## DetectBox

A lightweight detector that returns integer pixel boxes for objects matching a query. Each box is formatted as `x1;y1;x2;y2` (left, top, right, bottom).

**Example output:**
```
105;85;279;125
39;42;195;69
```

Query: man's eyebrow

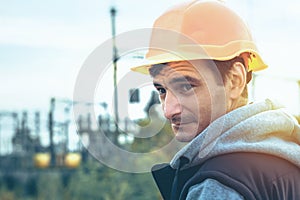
169;76;201;85
153;82;162;87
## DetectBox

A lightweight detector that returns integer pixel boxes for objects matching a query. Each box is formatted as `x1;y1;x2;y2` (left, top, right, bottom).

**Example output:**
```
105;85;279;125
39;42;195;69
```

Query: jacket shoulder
181;152;300;200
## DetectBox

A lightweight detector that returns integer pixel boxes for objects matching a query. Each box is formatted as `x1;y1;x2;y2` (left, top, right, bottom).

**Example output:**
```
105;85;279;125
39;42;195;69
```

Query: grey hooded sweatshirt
168;99;300;199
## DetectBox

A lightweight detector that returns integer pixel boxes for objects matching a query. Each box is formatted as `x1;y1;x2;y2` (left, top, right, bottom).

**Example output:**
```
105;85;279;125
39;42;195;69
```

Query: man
132;0;300;199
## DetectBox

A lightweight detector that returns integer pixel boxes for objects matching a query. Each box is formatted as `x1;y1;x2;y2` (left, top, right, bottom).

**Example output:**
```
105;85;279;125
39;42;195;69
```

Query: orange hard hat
131;0;267;74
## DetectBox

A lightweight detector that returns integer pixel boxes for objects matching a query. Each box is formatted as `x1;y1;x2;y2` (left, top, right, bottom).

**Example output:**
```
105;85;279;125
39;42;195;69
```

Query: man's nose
163;91;181;120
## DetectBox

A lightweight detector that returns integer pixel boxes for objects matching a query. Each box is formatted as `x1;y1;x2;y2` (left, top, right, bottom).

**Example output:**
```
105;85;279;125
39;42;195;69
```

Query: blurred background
0;0;299;199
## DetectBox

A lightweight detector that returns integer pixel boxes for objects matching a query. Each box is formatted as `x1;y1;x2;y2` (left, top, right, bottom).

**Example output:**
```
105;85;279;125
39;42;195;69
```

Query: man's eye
180;84;193;92
156;87;166;95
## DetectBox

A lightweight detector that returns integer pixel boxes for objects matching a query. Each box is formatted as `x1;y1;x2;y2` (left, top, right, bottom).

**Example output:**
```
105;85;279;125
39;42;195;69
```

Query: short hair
214;57;252;99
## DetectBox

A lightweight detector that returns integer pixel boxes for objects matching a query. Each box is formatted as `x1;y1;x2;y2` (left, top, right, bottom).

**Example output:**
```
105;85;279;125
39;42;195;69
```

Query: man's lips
171;123;180;128
170;116;196;128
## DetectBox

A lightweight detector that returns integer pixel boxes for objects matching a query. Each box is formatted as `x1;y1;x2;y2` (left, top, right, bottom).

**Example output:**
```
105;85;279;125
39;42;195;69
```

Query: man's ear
228;62;247;99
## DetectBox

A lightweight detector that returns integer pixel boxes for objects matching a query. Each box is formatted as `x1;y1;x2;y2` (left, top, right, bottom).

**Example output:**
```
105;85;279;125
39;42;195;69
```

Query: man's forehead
151;59;222;86
154;60;215;76
153;61;200;84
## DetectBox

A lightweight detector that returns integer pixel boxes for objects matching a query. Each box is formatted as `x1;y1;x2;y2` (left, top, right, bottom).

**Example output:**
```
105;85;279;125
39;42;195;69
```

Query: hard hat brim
131;40;267;75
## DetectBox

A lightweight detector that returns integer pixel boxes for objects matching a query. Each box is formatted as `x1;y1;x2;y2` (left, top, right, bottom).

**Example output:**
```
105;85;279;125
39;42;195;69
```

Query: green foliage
131;117;173;153
0;186;15;200
67;159;160;200
36;171;64;200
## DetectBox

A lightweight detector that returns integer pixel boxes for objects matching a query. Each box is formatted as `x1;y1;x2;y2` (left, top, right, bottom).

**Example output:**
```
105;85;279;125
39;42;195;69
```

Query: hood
170;99;300;169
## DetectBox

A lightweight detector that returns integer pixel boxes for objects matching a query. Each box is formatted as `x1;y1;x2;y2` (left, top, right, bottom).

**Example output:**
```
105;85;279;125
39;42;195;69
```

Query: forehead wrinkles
161;61;200;77
152;60;221;86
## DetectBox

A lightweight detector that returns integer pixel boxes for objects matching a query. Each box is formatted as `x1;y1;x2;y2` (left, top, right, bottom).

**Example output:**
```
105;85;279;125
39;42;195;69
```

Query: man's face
152;60;229;142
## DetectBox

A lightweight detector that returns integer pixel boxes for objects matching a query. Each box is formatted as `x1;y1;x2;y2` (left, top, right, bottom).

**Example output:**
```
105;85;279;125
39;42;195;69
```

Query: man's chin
174;130;196;142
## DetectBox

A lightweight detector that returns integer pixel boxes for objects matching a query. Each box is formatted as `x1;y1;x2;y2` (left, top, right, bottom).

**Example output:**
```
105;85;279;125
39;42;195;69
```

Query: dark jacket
152;152;300;200
153;100;300;199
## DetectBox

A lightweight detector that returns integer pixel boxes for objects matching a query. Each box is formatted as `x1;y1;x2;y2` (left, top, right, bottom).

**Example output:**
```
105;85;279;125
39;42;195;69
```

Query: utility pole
110;7;119;134
34;111;40;139
49;98;55;166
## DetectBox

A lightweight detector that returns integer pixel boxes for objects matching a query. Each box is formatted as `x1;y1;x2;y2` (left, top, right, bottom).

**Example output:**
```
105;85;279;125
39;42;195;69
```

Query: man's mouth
171;123;180;129
170;116;195;129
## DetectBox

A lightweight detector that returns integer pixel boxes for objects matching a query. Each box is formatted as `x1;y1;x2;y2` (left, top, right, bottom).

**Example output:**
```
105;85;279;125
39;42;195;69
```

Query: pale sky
0;0;300;153
0;0;299;112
